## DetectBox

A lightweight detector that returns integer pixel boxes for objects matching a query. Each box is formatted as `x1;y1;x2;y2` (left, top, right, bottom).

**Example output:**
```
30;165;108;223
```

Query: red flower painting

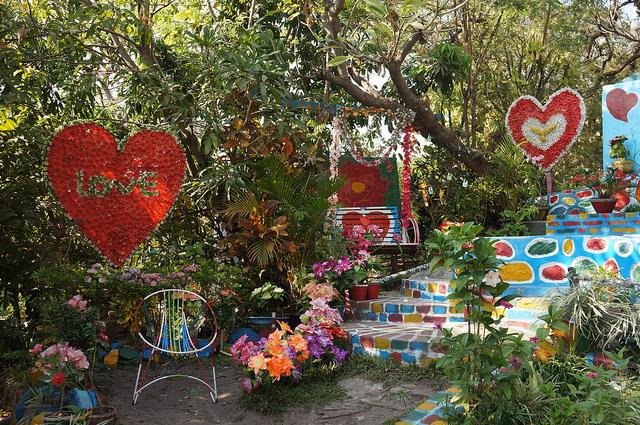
336;160;388;207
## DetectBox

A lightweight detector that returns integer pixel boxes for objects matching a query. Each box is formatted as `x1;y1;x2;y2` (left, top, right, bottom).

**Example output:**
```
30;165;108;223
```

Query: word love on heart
47;123;186;266
505;88;586;170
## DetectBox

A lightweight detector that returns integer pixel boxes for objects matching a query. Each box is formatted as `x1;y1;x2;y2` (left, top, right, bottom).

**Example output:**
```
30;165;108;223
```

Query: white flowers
483;270;502;287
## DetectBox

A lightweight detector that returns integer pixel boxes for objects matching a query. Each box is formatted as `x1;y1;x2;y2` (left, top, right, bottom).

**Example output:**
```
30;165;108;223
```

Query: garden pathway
94;362;436;424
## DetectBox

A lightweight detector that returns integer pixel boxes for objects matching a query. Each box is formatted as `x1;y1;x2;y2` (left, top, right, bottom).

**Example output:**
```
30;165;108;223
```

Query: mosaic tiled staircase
344;270;547;366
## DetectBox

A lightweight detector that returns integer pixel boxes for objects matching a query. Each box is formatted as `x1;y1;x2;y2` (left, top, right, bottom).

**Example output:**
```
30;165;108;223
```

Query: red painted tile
388;314;403;323
416;305;431;314
391;352;402;363
413;290;421;298
361;336;374;348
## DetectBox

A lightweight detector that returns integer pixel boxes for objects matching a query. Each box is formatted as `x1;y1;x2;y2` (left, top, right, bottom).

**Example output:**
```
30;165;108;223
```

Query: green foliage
548;273;640;352
35;299;102;351
413;43;470;96
249;282;287;313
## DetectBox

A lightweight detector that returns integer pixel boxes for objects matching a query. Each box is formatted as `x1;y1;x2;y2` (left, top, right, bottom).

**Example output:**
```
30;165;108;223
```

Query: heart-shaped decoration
506;88;586;170
47;123;186;266
606;88;638;122
341;211;391;240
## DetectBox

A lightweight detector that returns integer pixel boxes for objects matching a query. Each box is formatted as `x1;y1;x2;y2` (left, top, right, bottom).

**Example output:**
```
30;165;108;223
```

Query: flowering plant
312;251;379;294
609;135;629;159
570;168;636;198
30;342;90;407
231;283;347;393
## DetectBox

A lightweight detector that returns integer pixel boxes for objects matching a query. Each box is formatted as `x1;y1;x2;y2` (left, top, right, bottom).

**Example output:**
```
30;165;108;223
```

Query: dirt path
95;361;435;424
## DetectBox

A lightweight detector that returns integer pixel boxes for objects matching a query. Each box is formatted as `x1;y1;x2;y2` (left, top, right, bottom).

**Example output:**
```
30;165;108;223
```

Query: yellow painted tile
404;289;413;297
579;213;587;219
420;356;435;367
428;282;438;293
432;420;447;425
395;421;412;425
404;314;422;323
612;227;636;233
446;387;461;393
371;303;383;313
417;401;437;410
375;337;390;349
588;228;599;233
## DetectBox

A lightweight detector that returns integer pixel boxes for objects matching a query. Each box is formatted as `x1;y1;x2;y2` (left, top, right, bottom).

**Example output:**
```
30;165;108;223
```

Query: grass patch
340;354;447;388
239;364;346;415
240;354;448;416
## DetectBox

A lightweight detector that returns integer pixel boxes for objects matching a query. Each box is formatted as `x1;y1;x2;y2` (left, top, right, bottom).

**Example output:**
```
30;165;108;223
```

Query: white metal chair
132;289;218;405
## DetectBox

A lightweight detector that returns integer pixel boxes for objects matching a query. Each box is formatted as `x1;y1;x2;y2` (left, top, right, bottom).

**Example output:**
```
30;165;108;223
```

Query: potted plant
246;282;288;327
571;168;636;213
609;135;633;173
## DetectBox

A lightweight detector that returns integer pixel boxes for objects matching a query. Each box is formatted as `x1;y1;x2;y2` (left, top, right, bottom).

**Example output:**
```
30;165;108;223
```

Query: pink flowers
30;343;44;355
38;343;90;370
66;294;88;311
499;300;514;309
586;371;599;379
334;257;352;275
303;283;339;303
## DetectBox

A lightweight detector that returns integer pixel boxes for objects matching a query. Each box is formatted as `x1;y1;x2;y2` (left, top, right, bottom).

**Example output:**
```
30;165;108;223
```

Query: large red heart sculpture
606;88;638;122
341;211;392;240
47;123;186;266
506;88;585;170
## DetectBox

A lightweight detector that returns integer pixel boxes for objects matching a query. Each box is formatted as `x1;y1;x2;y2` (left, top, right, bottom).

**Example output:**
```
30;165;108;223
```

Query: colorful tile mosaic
492;235;640;297
395;387;463;425
546;212;640;236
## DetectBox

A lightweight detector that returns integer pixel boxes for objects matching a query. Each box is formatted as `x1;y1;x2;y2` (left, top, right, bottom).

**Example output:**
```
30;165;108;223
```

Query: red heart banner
47;123;186;266
505;88;586;170
606;88;638;122
341;211;391;240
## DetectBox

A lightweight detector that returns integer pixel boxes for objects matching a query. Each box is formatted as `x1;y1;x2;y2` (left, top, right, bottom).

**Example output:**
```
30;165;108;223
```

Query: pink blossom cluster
66;294;88;311
342;224;383;252
303;283;339;303
31;342;90;370
84;263;109;284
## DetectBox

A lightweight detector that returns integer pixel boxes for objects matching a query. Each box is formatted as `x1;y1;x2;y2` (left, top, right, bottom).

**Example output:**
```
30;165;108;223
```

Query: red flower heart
47;123;186;266
506;88;585;170
606;88;638;122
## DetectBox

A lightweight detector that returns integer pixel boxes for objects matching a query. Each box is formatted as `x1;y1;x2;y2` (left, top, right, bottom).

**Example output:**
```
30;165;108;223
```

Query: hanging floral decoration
335;107;415;167
401;124;416;227
505;88;586;171
47;123;186;267
330;106;416;224
328;116;342;208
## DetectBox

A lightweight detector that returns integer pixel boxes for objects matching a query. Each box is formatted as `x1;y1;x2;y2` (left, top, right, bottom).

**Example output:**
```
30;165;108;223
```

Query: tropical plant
224;155;343;274
547;273;640;352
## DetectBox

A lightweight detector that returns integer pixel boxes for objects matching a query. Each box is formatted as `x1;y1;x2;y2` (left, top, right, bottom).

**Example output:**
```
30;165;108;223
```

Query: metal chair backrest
138;289;217;356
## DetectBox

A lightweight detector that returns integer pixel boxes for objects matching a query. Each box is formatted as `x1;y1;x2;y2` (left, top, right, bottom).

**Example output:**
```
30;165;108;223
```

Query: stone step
344;321;457;366
400;277;450;301
351;293;463;325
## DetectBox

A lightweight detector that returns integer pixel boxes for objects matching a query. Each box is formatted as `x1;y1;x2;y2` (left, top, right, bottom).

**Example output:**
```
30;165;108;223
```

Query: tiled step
400;277;450;301
351;293;463;325
344;321;460;366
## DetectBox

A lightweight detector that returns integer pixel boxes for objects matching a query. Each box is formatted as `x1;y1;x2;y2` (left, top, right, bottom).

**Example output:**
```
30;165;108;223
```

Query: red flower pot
366;283;381;300
590;198;616;213
348;285;368;301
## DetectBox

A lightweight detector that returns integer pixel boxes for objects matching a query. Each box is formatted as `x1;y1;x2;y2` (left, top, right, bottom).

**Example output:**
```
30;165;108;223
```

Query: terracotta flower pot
590;198;616;213
348;285;368;301
366;283;381;300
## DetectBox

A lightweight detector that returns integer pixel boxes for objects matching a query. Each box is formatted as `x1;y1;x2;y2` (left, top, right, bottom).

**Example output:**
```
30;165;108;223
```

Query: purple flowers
334;257;352;276
500;300;514;309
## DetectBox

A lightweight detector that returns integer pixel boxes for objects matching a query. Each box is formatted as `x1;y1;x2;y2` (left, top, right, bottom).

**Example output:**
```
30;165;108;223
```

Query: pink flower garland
401;125;415;227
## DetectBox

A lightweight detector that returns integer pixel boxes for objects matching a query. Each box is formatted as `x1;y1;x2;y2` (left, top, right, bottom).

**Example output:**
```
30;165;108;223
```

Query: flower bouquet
230;284;347;393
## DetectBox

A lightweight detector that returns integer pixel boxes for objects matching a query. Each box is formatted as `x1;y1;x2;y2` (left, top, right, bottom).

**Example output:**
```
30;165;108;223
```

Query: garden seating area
5;1;640;425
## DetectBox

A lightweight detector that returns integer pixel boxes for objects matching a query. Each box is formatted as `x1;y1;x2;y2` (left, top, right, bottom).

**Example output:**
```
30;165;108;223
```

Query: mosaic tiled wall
547;212;640;235
493;235;640;297
546;187;637;215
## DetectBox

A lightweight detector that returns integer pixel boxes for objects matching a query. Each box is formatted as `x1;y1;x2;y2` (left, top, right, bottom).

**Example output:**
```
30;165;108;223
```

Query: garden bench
335;206;420;253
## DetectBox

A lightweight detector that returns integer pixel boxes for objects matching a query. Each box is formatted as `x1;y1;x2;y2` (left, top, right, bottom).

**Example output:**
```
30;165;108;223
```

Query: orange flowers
288;334;308;352
534;341;557;363
248;353;268;375
267;355;295;380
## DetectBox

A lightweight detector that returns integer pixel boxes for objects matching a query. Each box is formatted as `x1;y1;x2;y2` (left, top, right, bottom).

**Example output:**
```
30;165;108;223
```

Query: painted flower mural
336;159;389;207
